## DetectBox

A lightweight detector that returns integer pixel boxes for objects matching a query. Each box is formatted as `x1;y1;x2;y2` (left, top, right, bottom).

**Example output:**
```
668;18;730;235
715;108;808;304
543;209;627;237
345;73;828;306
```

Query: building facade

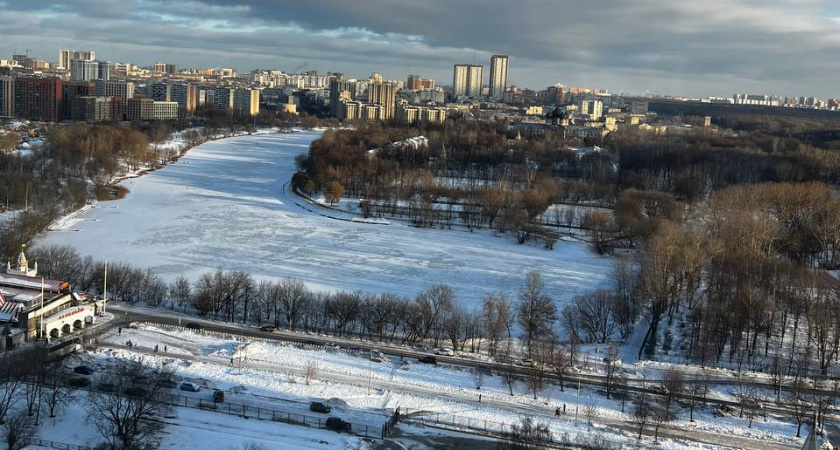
70;59;99;82
0;76;13;117
453;64;483;98
233;88;260;116
14;77;62;122
489;55;509;100
367;82;396;120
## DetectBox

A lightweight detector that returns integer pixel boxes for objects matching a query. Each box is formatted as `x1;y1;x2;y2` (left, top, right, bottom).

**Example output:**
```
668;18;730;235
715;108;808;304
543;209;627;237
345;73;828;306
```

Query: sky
2;0;840;98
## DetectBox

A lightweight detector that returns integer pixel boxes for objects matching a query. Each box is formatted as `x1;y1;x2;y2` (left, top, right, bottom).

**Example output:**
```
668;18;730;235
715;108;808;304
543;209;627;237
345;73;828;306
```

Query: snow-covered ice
35;130;612;310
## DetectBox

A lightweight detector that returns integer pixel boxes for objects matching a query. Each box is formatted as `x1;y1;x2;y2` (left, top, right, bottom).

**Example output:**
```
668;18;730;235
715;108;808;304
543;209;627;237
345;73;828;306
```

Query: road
94;305;804;449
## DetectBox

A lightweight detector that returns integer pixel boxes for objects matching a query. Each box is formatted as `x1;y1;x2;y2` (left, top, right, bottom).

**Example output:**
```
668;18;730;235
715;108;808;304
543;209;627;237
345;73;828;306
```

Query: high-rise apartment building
329;79;359;117
171;84;196;115
0;76;14;117
94;80;134;99
59;49;95;69
453;64;483;98
489;55;509;100
70;60;99;82
62;81;95;121
153;62;166;73
367;82;396;120
97;61;111;82
148;82;171;102
14;77;63;122
213;88;234;111
233;88;260;116
407;75;435;91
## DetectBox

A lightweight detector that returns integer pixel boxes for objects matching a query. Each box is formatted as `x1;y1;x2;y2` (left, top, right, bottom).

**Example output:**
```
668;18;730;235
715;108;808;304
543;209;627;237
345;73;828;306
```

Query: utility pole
574;380;580;426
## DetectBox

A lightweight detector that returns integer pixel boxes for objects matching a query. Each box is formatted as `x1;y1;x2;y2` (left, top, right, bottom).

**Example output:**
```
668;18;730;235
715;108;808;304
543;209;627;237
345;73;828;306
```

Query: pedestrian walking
118;327;122;335
563;404;566;415
164;345;167;353
555;407;560;417
479;394;482;403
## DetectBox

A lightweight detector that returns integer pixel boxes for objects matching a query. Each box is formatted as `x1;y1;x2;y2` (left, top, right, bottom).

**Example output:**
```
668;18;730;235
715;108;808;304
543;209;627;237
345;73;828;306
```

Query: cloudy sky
2;0;840;97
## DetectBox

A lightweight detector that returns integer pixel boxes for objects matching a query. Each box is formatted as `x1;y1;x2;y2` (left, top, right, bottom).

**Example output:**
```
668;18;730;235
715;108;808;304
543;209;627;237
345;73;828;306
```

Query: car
180;382;201;392
259;325;277;333
97;382;116;393
399;361;412;370
156;379;178;389
347;346;361;353
213;390;225;403
302;340;321;347
324;417;351;432
185;322;203;331
476;365;494;376
124;386;147;397
74;365;95;375
68;377;90;388
324;343;340;351
418;356;437;364
370;350;385;362
309;401;332;413
434;348;454;356
518;359;535;367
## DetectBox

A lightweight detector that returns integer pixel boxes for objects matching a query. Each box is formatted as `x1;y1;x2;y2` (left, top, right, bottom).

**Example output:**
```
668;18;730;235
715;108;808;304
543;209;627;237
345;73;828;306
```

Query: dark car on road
185;322;203;331
310;401;332;413
74;365;95;375
68;377;90;388
213;390;225;403
259;325;277;333
418;356;437;364
325;417;351;432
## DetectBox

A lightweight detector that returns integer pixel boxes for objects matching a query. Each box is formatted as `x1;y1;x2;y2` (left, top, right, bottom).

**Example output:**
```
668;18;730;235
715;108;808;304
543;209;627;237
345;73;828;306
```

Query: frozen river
36;130;612;310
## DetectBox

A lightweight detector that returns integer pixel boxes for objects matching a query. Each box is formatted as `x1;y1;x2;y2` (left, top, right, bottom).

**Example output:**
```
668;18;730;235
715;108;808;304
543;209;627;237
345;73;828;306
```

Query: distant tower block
7;244;37;277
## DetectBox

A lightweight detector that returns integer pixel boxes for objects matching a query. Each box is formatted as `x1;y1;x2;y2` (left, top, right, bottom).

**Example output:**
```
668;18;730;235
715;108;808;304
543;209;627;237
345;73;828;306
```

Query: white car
435;348;454;356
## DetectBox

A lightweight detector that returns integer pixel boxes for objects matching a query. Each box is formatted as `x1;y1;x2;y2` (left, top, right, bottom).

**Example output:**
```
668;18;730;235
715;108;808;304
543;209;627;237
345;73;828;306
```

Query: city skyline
3;1;840;98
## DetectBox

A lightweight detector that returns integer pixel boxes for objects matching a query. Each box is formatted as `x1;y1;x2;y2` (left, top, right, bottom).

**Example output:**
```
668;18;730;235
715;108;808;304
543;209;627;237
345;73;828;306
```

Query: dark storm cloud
2;0;840;96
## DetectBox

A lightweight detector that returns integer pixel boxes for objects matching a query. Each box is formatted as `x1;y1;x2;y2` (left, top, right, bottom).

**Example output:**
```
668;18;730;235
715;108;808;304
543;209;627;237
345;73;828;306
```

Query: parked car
434;348;454;356
124;386;147;397
68;377;90;388
418;356;437;364
259;325;277;333
97;382;116;393
156;379;178;389
370;350;385;362
476;365;494;376
309;401;332;413
180;382;201;392
518;359;535;367
213;390;225;403
324;343;340;351
185;323;203;331
74;365;95;375
324;417;351;432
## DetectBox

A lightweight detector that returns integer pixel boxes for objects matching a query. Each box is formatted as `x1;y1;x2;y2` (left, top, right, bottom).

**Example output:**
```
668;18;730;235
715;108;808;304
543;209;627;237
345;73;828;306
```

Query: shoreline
45;127;301;233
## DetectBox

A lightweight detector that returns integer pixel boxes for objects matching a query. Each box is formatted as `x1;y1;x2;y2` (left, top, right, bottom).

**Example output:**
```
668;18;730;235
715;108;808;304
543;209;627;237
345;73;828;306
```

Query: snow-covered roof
0;274;63;292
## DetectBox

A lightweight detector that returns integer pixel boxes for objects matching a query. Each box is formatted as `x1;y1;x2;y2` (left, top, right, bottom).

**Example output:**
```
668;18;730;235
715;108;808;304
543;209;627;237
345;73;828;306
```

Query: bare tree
517;271;557;356
472;369;485;391
87;358;171;450
303;361;318;386
659;367;685;419
603;345;621;400
41;361;71;419
278;277;310;331
582;403;598;431
2;412;35;450
506;417;552;450
632;394;651;440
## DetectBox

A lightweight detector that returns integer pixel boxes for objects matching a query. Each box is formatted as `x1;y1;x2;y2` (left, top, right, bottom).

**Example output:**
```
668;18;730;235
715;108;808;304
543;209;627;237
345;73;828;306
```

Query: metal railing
23;437;93;450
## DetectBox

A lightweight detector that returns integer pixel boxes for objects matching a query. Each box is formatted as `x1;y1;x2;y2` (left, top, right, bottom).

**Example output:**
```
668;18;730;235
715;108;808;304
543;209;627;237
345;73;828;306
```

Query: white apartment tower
453;64;483;98
489;55;509;100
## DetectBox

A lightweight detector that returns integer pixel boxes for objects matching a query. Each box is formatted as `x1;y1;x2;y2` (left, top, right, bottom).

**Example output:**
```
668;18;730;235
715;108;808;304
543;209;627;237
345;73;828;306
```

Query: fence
23;437;93;450
401;409;637;450
153;391;382;439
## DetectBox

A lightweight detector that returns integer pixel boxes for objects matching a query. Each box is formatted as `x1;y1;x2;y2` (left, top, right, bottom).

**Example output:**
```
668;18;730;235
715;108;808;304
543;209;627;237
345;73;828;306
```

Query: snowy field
35;131;612;310
81;324;805;450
